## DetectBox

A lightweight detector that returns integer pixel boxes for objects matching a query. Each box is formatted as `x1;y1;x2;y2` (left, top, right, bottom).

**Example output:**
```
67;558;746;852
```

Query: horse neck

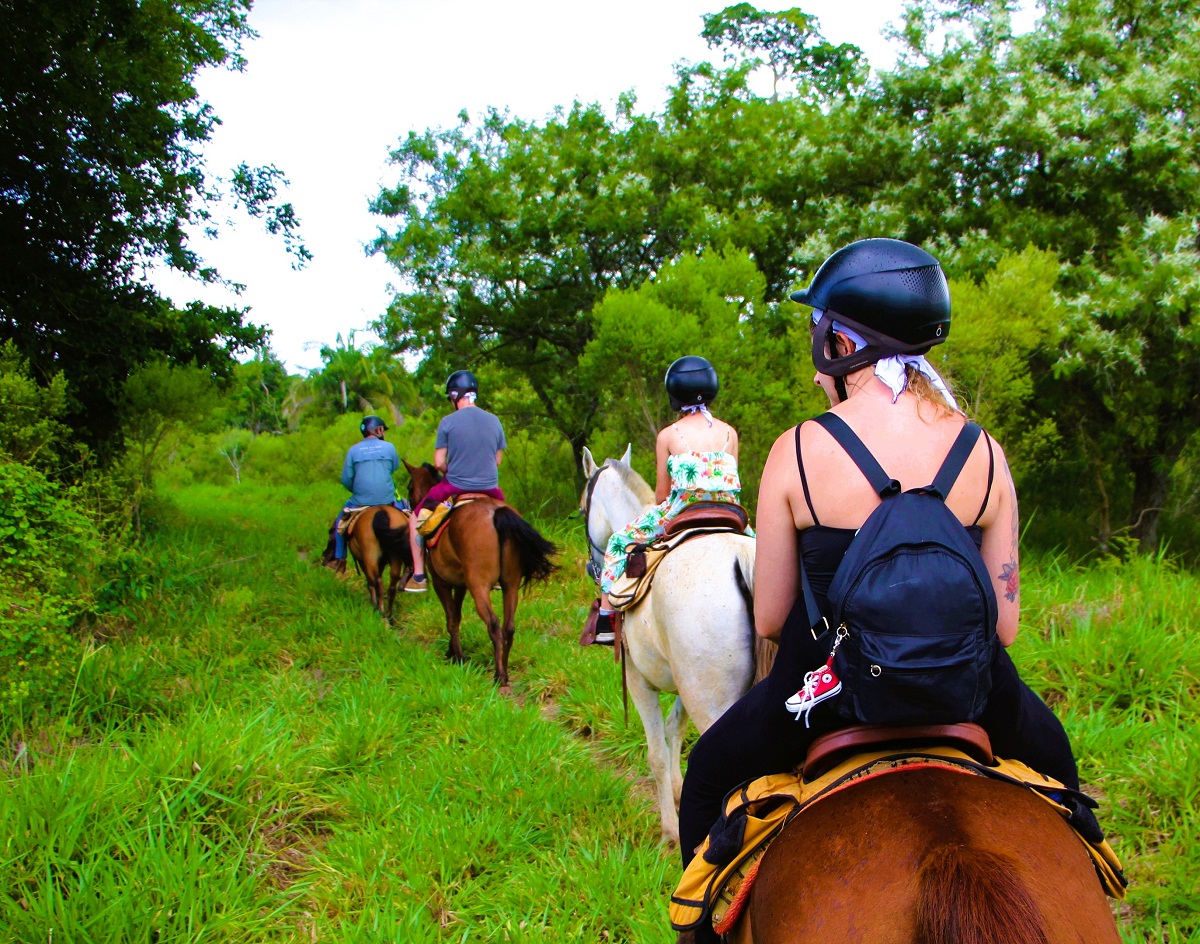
593;469;653;543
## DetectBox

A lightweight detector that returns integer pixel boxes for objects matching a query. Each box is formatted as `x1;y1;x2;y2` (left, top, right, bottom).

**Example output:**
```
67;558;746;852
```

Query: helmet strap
834;375;849;404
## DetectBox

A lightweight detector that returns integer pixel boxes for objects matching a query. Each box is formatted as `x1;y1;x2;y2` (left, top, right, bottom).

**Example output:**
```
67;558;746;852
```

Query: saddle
415;492;493;544
664;501;749;537
336;506;374;536
607;502;750;612
670;724;1127;939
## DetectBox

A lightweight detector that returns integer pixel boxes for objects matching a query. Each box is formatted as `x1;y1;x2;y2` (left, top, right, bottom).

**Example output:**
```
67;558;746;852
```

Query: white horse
581;444;758;844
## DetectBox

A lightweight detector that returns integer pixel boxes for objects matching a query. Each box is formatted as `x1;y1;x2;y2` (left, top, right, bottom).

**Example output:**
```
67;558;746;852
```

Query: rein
578;463;610;585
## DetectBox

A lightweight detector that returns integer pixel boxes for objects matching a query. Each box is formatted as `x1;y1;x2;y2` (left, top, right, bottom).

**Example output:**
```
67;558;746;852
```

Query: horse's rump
371;507;411;562
742;768;1119;944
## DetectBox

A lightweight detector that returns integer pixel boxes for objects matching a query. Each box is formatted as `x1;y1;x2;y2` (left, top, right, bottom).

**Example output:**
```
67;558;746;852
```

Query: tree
312;332;414;422
848;0;1200;546
121;359;220;488
226;347;290;434
0;0;308;453
371;101;706;477
700;4;865;102
216;428;253;483
0;340;72;471
579;246;819;505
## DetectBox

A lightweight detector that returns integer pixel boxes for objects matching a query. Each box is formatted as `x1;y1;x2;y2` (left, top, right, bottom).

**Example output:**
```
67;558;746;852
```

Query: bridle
578;463;610;585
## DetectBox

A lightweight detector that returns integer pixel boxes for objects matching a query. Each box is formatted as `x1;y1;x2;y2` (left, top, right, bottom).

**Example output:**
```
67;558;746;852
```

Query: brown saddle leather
802;722;994;780
664;501;748;537
452;492;497;504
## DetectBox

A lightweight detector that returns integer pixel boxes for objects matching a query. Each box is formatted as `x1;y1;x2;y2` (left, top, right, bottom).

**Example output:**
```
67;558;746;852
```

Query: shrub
0;461;103;711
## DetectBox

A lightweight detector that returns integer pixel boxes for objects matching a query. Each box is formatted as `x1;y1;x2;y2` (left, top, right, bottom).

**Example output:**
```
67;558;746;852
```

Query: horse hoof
498;684;513;697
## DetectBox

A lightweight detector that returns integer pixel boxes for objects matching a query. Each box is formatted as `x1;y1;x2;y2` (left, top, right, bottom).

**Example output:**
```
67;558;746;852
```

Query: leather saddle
663;501;749;537
802;722;994;780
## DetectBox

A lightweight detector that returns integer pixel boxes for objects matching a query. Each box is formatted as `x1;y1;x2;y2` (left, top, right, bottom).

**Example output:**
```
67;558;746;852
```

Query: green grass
1;481;1197;941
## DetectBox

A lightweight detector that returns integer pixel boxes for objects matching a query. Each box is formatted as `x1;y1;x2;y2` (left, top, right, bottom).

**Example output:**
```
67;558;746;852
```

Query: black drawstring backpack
803;413;1000;726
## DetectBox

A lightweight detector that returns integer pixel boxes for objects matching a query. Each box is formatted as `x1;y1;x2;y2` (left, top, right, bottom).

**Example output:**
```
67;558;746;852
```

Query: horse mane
422;461;443;483
609;460;655;505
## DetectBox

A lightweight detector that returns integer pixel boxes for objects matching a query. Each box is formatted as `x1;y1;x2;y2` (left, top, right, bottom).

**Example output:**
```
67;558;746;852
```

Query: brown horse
345;504;413;622
405;461;557;693
733;766;1120;944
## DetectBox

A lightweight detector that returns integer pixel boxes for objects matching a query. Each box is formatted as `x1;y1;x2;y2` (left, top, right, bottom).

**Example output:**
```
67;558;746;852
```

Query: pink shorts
420;479;504;511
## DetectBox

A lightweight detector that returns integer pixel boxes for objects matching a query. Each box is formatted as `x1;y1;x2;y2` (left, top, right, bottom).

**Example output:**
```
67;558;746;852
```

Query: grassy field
2;481;1197;942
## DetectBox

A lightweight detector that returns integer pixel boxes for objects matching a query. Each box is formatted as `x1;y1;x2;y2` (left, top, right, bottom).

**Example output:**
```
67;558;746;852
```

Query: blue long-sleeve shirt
340;438;400;507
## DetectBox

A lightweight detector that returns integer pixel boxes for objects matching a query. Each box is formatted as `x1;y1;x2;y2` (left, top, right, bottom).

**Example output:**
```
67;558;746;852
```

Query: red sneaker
784;658;842;727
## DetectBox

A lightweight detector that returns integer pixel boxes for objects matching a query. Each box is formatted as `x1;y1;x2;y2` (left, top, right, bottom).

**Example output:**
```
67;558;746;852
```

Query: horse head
404;459;443;507
580;444;654;577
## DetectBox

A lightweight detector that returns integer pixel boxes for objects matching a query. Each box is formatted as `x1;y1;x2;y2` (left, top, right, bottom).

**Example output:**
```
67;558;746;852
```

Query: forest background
2;0;1199;940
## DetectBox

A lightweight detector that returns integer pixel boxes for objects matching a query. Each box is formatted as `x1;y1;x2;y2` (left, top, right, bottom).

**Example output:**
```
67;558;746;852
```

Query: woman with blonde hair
677;240;1097;920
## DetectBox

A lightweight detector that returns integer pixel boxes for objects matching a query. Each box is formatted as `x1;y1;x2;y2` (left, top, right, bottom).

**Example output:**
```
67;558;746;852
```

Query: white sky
147;0;1013;373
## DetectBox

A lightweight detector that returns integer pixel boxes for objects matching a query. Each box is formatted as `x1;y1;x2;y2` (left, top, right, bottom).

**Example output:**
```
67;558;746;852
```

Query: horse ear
619;443;631;466
582;446;598;479
403;459;416;475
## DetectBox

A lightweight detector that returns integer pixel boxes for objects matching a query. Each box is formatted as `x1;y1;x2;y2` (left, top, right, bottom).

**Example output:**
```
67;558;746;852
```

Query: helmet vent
900;265;942;293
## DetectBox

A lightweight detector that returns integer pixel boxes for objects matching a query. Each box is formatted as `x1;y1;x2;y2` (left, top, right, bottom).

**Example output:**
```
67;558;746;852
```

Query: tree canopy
371;0;1200;548
0;0;308;453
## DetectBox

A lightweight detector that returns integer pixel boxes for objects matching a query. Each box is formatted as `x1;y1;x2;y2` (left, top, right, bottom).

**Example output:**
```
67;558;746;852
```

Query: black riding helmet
791;238;951;379
665;355;719;411
360;415;387;436
445;369;479;402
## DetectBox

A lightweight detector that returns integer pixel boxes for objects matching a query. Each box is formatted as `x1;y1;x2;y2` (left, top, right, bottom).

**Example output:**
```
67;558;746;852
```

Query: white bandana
680;403;714;425
814;309;959;410
458;391;477;405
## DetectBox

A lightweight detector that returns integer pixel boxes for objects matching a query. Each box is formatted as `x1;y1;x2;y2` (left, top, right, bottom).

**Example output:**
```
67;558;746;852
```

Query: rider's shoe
593;613;616;646
404;574;428;593
784;659;841;727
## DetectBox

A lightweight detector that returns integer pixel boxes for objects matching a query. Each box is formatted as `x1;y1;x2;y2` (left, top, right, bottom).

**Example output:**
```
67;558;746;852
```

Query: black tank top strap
794;423;820;526
930;421;983;501
973;429;995;526
811;413;901;498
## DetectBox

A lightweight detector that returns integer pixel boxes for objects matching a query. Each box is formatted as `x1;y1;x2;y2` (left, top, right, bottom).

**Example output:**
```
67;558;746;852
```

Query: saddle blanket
669;746;1127;936
336;506;373;536
606;522;750;613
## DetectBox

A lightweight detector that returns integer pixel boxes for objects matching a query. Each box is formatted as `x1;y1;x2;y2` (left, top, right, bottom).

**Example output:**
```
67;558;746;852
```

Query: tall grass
1;481;1196;941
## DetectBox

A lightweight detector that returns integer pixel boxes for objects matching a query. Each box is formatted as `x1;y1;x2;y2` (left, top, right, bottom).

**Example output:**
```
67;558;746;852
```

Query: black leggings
678;605;1079;867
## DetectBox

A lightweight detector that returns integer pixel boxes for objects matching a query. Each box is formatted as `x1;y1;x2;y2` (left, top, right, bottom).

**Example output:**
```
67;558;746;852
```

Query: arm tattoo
998;561;1019;603
1001;464;1019;602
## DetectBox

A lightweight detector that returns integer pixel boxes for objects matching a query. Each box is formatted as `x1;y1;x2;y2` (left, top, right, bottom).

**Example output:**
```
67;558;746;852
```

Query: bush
0;461;103;711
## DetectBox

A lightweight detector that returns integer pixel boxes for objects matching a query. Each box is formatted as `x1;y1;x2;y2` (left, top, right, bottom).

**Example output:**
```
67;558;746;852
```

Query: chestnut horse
345;504;413;622
405;461;557;693
734;766;1120;944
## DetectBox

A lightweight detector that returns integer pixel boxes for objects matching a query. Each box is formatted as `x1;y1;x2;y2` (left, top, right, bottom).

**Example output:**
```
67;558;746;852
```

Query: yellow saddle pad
670;746;1127;936
415;494;492;540
415;501;452;539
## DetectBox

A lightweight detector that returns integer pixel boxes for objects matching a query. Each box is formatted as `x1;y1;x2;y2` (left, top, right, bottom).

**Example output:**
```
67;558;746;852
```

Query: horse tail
916;845;1049;944
372;509;411;565
492;506;557;587
733;541;775;682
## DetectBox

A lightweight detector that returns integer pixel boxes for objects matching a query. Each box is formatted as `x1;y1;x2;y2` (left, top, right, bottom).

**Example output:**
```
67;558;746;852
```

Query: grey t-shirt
435;406;506;490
